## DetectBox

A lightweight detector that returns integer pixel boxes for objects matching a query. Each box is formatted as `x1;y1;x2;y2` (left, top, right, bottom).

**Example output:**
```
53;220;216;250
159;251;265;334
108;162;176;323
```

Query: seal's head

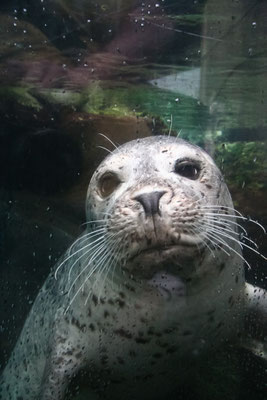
86;136;243;291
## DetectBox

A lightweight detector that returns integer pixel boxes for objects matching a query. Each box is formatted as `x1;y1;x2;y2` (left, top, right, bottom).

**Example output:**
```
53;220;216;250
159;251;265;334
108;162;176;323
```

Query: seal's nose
134;191;166;217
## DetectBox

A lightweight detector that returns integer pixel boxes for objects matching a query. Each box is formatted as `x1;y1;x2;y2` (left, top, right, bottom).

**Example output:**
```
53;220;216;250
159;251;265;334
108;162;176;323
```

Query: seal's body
0;136;265;400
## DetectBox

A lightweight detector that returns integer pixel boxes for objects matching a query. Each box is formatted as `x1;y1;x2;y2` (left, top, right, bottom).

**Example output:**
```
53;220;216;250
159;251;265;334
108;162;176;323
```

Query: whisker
168;114;173;137
203;232;231;257
176;129;182;138
206;231;251;269
211;227;267;260
97;145;113;154
93;239;123;301
67;234;114;282
97;132;119;149
66;244;112;311
239;234;259;249
203;212;266;233
190;225;216;258
69;228;106;253
200;205;245;217
204;215;248;235
83;248;114;306
83;239;122;305
55;232;107;279
67;232;121;294
204;226;243;249
111;240;128;288
81;220;109;226
198;220;239;237
68;238;110;283
204;218;260;249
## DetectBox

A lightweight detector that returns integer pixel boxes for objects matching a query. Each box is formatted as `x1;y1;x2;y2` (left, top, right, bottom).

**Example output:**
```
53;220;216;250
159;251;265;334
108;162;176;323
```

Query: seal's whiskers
68;228;106;255
97;132;119;150
190;225;216;258
66;230;124;308
206;224;266;260
202;211;266;233
205;230;252;269
92;239;124;302
67;235;109;282
67;232;120;296
54;227;107;279
204;215;248;235
67;237;121;311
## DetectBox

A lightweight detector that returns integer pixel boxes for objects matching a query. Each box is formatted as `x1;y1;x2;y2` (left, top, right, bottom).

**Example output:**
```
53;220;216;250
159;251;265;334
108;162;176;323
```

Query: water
0;0;266;399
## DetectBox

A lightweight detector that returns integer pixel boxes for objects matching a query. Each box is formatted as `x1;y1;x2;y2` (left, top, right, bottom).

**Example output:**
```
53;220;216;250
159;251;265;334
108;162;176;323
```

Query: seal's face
86;136;234;284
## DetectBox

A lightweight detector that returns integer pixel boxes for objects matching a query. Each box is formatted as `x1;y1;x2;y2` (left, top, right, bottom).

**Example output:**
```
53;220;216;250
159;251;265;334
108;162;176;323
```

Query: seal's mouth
131;245;176;258
124;241;200;282
129;241;200;264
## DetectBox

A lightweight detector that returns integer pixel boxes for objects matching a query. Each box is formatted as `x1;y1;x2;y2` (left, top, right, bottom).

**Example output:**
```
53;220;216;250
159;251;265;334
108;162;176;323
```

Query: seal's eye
98;172;121;197
174;160;200;180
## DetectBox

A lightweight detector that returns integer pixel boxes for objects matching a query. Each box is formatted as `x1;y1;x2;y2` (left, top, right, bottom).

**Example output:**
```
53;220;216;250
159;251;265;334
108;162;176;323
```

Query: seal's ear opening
0;129;82;195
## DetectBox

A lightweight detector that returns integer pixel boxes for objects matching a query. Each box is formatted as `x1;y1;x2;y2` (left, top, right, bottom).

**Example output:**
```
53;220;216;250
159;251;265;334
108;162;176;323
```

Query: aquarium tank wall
0;1;266;399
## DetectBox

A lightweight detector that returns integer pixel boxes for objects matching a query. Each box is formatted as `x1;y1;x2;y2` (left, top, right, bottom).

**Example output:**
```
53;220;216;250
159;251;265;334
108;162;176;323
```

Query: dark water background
0;0;266;398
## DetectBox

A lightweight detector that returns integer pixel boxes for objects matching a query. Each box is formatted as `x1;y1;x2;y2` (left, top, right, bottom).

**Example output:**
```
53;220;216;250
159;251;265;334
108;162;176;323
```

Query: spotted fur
0;136;266;400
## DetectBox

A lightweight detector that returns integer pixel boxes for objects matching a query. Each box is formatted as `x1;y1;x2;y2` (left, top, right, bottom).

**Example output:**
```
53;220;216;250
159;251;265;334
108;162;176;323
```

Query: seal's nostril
134;191;166;217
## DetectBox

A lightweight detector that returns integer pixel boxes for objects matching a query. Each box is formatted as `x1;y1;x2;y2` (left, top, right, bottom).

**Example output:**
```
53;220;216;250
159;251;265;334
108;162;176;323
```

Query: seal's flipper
243;283;267;361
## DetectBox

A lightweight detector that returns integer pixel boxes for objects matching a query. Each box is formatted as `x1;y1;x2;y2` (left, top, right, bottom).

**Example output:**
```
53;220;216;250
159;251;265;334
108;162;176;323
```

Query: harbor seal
0;135;266;400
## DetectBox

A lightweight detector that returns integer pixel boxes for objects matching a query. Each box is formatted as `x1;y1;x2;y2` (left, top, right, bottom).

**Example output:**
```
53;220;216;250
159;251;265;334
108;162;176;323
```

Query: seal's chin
125;242;199;281
129;242;200;265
